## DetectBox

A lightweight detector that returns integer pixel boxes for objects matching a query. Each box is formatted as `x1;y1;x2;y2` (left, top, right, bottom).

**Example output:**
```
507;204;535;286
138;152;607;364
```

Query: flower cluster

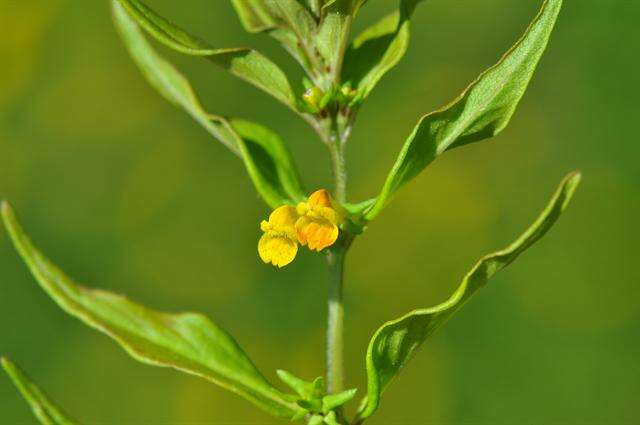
258;189;343;268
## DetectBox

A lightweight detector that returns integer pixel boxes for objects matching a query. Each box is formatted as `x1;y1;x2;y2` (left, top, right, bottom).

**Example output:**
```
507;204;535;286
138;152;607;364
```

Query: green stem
329;141;347;203
326;114;349;399
326;247;346;395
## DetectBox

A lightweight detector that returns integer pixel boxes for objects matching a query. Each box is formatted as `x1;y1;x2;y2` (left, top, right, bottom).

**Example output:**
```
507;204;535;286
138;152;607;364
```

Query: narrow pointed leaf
356;172;581;420
113;0;304;208
317;0;354;84
366;0;563;220
1;204;304;420
1;357;78;425
343;0;423;101
112;0;238;153
116;0;299;112
276;369;314;398
322;388;357;413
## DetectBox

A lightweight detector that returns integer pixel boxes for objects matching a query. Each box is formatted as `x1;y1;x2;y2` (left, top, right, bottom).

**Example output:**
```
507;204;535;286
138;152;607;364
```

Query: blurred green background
1;0;638;423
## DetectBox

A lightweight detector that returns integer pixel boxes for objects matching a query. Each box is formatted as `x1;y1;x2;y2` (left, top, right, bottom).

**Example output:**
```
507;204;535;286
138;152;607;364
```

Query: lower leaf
1;203;304;420
356;172;581;420
1;357;78;425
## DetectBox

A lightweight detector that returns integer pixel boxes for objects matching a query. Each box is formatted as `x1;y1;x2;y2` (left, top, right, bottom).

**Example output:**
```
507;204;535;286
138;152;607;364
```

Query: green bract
2;0;580;423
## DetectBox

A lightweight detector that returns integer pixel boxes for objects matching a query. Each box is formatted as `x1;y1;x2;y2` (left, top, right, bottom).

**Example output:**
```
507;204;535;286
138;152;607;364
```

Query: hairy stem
326;246;346;395
329;140;348;203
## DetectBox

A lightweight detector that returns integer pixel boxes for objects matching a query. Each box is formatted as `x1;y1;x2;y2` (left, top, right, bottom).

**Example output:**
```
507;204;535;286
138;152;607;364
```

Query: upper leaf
356;172;581;420
317;0;354;85
343;0;423;102
231;0;281;33
1;357;78;425
113;0;305;209
365;0;563;220
116;0;299;112
1;203;305;420
112;0;239;153
230;118;307;207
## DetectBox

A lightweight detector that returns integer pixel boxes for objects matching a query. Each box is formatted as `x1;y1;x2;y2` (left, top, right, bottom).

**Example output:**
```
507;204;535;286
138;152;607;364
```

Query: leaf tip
0;356;12;372
1;200;14;225
561;170;582;208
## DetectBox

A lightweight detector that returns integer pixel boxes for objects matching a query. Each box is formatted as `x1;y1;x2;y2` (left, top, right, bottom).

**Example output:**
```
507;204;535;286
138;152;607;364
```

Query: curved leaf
356;172;581;420
1;357;78;425
343;0;423;101
366;0;563;220
231;1;318;76
112;0;238;153
230;118;307;207
1;203;304;420
116;0;299;112
231;0;281;33
113;0;304;208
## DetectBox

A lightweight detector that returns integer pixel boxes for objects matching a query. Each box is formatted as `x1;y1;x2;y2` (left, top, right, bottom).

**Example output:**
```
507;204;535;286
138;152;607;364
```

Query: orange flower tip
308;189;333;208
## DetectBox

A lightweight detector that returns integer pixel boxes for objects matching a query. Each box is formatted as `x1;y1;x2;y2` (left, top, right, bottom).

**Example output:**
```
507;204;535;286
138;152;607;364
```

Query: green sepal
1;357;78;425
356;172;581;420
308;415;325;425
277;369;316;398
277;369;325;402
322;411;341;425
322;388;357;413
366;0;563;220
297;398;323;412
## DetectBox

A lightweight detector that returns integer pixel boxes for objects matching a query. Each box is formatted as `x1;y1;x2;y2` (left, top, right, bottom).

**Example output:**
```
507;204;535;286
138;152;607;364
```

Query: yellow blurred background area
1;0;638;423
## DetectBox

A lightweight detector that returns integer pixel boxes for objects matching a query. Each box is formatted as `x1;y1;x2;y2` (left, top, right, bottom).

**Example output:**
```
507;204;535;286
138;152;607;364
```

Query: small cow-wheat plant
1;1;580;423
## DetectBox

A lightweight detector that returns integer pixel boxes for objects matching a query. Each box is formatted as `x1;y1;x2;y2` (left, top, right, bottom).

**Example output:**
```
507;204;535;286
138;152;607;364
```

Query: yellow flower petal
295;215;339;252
258;234;298;268
268;205;299;228
307;189;333;209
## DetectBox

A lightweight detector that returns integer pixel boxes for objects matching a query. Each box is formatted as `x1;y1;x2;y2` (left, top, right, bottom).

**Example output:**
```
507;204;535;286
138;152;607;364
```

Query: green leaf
343;0;423;102
322;388;357;413
276;369;320;399
112;0;238;153
356;172;581;420
308;415;325;425
116;0;299;112
231;1;317;75
231;0;280;33
271;0;318;45
113;0;305;209
1;357;78;425
317;0;354;84
365;0;563;220
1;203;305;420
230;119;307;208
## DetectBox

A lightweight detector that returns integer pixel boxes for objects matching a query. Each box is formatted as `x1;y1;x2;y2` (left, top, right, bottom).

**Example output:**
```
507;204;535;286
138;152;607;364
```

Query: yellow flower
258;205;299;268
295;189;343;252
